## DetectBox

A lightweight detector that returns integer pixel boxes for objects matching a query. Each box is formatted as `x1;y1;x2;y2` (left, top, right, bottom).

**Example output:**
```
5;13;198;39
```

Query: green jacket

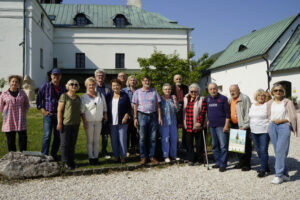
229;93;251;129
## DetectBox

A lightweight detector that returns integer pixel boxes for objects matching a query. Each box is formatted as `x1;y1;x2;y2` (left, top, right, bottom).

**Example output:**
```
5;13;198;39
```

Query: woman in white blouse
249;89;270;178
267;84;299;184
81;77;108;165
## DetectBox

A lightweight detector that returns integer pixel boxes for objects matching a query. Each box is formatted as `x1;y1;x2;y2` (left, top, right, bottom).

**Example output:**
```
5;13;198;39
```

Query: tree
136;50;214;94
0;78;7;92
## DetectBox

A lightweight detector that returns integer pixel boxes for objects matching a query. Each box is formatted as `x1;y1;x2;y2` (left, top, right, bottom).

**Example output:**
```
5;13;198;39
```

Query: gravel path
1;134;300;200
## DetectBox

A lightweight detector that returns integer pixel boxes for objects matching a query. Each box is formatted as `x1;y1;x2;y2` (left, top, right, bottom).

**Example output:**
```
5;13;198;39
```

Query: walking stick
202;129;210;170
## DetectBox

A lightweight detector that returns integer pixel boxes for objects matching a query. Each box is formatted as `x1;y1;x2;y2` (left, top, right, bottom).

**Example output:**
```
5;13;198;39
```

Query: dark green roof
209;14;299;70
270;25;300;72
42;4;192;30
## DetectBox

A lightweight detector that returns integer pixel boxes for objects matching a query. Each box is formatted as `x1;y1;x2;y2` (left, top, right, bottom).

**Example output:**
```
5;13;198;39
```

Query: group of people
0;69;298;185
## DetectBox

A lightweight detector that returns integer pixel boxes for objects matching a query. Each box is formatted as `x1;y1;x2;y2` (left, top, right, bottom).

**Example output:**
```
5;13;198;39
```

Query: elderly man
171;74;189;150
36;68;66;161
206;83;230;172
117;72;126;88
132;75;163;165
229;84;252;171
94;69;112;159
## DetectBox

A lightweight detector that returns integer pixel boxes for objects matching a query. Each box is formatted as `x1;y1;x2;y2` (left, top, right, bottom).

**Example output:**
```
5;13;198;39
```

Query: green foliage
0;78;7;92
136;50;214;94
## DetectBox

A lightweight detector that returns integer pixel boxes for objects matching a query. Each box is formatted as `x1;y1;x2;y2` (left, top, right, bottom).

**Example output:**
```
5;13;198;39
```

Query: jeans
110;124;128;158
251;133;269;171
159;124;178;158
268;122;291;177
60;125;79;166
86;121;102;159
138;112;158;159
210;127;228;168
127;120;138;150
42;114;60;157
231;123;252;167
5;131;27;152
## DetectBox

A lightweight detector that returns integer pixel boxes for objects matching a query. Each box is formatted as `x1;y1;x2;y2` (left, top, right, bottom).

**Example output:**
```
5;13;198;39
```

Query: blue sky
63;0;300;59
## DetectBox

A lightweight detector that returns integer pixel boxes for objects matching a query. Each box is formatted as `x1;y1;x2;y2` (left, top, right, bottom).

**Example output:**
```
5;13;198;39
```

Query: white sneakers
165;158;171;163
271;175;290;184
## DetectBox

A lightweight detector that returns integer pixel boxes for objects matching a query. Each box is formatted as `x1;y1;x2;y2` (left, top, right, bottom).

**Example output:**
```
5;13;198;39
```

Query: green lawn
0;107;212;169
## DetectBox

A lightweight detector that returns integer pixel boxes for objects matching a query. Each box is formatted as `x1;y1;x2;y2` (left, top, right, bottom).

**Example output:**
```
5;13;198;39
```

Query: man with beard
171;74;189;150
117;72;127;89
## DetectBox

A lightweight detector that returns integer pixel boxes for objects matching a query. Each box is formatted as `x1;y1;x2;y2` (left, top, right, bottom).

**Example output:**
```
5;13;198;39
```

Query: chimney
127;0;142;9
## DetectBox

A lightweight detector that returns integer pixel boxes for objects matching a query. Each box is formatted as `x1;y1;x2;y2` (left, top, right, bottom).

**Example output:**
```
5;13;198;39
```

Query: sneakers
105;155;111;159
164;158;171;163
281;175;290;182
271;176;283;184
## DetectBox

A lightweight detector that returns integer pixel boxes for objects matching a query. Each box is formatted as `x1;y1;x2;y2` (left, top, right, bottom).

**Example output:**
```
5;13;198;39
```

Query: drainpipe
22;0;26;78
262;55;271;90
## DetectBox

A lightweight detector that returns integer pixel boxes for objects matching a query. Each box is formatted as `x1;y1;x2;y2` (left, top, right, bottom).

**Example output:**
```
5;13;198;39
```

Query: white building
208;14;300;103
0;0;192;89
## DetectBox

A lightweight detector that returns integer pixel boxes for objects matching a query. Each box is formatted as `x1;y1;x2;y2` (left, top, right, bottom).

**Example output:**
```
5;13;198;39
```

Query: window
114;14;128;27
116;53;125;68
238;44;247;52
40;49;43;69
49;15;56;21
74;14;87;26
76;53;85;68
53;58;57;68
41;14;44;29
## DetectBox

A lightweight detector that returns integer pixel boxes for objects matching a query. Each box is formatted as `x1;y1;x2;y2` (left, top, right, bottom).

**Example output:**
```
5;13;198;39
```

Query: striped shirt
132;87;161;113
36;81;66;114
0;89;29;132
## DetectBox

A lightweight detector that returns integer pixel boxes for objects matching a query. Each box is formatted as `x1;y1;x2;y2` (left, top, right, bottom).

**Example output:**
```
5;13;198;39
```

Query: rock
0;152;60;179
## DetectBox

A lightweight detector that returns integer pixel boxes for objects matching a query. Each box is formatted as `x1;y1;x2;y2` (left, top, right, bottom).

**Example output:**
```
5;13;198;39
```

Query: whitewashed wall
0;0;24;90
26;0;54;87
210;59;268;102
53;28;189;69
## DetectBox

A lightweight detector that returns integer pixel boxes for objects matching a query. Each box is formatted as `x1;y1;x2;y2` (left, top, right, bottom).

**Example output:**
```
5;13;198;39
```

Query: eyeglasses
190;91;198;94
273;89;283;93
70;83;78;87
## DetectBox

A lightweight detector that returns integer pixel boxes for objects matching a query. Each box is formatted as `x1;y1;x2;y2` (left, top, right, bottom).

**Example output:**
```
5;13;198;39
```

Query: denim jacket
160;96;178;126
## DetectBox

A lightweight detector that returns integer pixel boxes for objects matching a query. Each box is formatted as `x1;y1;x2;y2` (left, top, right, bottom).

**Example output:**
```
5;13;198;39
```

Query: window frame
115;53;125;69
76;53;85;69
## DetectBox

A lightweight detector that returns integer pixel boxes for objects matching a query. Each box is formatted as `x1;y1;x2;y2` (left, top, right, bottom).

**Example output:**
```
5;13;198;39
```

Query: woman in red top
183;83;207;166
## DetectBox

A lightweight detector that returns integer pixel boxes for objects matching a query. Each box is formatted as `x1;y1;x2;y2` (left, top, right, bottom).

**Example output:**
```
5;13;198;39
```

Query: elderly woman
267;84;299;184
57;79;81;170
122;75;138;155
249;89;270;178
183;83;207;166
106;79;131;163
81;77;108;165
0;75;29;152
159;83;179;163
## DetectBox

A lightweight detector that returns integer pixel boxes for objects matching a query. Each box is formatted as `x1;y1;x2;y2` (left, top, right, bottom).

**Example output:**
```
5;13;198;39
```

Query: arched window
114;14;129;28
74;13;88;26
238;44;247;52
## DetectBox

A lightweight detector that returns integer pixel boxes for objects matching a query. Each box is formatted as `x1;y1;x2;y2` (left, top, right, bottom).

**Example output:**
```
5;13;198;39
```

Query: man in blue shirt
206;83;230;172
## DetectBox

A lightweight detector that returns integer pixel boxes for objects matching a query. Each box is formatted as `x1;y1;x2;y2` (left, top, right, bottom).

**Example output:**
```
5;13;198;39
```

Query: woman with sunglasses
183;83;207;166
267;84;299;184
81;77;108;165
57;79;81;170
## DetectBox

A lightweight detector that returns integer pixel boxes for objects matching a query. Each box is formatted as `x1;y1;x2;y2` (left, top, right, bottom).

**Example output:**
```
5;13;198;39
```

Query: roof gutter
262;55;271;90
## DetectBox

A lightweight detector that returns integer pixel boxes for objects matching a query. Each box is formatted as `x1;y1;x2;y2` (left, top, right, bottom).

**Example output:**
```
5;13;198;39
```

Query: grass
0;107;212;170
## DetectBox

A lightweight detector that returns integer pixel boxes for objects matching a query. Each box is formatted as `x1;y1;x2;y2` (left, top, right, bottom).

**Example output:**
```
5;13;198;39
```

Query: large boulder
0;152;60;179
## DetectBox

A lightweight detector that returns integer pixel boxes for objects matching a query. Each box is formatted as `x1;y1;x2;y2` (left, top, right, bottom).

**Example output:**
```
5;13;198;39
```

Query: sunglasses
190;91;198;94
70;83;78;87
273;89;283;93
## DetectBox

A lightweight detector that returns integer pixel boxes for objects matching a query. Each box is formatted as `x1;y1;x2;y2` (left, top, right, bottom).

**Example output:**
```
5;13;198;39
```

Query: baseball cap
51;68;62;75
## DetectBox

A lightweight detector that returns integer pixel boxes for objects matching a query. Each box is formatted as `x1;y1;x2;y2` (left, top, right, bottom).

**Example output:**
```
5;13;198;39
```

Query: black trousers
127;120;138;150
186;131;204;162
231;123;252;167
5;131;27;152
60;125;79;166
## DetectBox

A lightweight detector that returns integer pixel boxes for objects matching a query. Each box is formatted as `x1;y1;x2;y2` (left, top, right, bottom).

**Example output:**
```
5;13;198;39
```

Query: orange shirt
231;98;238;124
